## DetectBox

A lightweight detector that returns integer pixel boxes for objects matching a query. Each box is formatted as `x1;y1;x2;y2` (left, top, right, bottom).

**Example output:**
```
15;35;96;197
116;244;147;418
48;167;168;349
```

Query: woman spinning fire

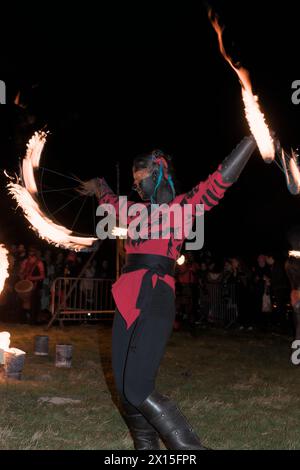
78;136;257;450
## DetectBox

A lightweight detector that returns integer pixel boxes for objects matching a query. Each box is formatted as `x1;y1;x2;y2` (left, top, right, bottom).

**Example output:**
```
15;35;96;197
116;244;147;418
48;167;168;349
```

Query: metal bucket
4;348;26;380
34;335;49;356
55;344;72;368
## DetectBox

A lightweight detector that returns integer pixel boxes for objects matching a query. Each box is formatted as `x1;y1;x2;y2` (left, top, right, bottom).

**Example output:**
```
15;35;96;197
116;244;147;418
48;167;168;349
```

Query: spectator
98;259;111;279
175;252;200;327
54;251;65;278
206;261;224;324
19;246;45;324
41;250;55;312
80;260;97;308
198;262;209;324
252;254;269;327
229;257;253;330
64;251;80;277
265;253;290;329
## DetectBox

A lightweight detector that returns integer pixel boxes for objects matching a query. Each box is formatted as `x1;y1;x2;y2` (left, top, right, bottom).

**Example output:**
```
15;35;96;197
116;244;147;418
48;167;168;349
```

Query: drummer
19;247;45;324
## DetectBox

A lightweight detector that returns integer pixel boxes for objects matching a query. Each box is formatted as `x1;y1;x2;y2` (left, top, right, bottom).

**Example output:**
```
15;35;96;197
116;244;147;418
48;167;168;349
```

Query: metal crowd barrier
206;282;238;327
46;277;115;329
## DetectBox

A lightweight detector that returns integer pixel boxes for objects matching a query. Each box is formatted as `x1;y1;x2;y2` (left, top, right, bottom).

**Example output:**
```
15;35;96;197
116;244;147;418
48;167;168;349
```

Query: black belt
122;254;176;277
122;254;176;315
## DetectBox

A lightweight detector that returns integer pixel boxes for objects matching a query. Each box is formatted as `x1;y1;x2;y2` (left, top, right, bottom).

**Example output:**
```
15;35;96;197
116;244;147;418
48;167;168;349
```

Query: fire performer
78;136;257;450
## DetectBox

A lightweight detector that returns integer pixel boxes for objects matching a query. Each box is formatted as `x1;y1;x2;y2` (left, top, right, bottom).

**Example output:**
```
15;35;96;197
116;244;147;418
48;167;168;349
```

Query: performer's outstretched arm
77;176;134;217
175;135;257;211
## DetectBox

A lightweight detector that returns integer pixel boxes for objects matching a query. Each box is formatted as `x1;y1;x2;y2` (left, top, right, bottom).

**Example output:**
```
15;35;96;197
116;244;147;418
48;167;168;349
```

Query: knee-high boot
121;400;160;450
138;390;208;450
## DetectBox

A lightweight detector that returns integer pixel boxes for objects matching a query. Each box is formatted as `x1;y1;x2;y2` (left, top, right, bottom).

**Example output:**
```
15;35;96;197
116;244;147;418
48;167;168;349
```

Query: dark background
0;1;299;262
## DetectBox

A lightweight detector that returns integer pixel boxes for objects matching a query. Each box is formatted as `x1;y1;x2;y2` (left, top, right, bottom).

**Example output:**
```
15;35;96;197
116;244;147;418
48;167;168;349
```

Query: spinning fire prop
6;132;98;251
208;9;300;195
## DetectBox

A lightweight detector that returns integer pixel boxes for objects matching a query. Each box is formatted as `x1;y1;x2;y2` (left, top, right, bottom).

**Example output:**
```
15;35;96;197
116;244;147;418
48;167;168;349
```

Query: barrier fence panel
47;277;238;329
47;277;115;328
206;282;238;326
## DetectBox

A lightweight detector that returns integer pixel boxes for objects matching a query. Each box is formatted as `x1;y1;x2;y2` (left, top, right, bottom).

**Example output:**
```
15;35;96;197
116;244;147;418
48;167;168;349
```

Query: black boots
138;390;207;450
121;400;160;450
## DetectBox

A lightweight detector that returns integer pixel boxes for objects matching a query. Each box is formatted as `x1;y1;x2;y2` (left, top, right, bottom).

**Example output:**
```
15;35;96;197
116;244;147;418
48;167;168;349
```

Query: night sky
0;1;299;262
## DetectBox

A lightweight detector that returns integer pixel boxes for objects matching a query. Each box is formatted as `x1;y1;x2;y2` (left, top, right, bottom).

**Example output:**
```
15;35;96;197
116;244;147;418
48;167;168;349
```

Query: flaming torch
208;9;275;163
208;9;300;195
6;131;98;251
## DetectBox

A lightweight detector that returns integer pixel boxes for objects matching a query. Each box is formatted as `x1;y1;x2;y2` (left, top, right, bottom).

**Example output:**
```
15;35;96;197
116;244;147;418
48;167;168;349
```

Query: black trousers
112;278;176;408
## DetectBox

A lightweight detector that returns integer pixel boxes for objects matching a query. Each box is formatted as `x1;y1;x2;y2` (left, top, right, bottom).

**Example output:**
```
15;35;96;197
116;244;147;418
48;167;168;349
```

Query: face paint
138;174;156;200
132;168;155;201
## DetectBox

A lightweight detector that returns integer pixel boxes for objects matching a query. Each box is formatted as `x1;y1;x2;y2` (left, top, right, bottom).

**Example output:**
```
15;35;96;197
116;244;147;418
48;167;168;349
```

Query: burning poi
6;131;97;251
208;8;300;194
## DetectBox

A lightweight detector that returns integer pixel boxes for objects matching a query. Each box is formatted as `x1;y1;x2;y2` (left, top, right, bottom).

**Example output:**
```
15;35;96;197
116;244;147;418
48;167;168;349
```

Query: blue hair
151;161;176;203
151;161;164;203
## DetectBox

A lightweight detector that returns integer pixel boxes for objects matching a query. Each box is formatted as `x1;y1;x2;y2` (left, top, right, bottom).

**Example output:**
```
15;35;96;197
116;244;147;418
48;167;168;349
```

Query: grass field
0;322;299;450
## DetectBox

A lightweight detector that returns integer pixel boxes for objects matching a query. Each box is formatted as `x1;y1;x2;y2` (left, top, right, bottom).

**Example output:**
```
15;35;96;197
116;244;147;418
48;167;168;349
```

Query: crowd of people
175;251;292;334
0;243;294;334
1;243;113;324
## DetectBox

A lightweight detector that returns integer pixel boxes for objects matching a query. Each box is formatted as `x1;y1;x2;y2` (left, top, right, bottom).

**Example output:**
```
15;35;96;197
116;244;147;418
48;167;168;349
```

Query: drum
14;280;34;309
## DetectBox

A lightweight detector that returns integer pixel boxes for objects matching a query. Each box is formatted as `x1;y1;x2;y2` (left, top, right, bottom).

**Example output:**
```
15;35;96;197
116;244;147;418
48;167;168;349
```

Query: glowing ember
209;9;275;162
176;255;185;266
6;131;97;251
0;245;9;295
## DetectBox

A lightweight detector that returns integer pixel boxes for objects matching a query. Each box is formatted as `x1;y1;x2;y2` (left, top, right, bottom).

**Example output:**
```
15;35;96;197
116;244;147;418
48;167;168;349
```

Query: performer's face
132;168;152;200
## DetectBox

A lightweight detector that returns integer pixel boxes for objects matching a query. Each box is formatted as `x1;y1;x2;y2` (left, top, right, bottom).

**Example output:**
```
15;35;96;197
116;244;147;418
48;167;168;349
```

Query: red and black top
98;165;232;328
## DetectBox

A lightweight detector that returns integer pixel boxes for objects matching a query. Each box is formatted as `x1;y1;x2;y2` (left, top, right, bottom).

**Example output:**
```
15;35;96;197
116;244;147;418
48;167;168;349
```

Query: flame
0;333;25;366
209;9;275;162
0;331;10;352
289;250;300;259
0;245;9;295
176;255;185;266
7;131;98;251
22;131;47;194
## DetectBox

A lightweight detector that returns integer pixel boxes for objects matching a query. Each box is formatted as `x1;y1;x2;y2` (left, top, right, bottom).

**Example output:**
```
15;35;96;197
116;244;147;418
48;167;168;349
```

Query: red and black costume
96;135;256;450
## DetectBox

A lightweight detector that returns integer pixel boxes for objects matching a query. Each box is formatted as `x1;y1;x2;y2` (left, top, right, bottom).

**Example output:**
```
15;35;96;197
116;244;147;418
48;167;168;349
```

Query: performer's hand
76;178;102;199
